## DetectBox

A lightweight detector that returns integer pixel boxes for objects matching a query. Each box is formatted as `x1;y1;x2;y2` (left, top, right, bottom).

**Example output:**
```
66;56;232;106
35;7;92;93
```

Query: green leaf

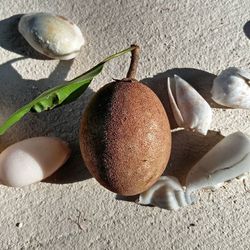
0;46;135;135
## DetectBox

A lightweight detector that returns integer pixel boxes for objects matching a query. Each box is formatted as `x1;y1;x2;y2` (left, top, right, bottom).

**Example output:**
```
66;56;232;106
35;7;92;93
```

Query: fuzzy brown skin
79;79;171;196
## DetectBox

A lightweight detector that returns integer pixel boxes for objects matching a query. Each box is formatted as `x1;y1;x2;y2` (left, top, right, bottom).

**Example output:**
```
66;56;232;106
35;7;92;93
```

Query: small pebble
16;222;23;228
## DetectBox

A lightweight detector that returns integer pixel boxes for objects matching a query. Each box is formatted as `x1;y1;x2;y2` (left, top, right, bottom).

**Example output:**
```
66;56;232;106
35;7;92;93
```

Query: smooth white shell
0;137;71;187
138;176;192;210
211;67;250;109
18;12;85;60
186;132;250;196
167;75;212;135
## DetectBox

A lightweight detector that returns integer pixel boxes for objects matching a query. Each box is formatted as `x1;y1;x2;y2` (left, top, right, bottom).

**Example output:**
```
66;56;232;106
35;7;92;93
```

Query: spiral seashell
138;176;193;210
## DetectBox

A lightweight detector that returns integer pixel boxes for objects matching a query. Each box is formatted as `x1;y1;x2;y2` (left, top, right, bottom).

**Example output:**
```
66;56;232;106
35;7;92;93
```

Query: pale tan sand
0;0;249;249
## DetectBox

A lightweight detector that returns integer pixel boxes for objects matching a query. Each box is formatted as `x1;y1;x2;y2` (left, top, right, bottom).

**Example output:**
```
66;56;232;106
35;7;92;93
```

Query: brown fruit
79;78;171;195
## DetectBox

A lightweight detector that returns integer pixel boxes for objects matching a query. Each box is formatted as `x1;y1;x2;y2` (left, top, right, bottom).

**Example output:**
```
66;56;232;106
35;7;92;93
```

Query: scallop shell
167;75;212;135
211;67;250;109
0;137;71;187
18;12;85;60
138;176;193;210
185;132;250;196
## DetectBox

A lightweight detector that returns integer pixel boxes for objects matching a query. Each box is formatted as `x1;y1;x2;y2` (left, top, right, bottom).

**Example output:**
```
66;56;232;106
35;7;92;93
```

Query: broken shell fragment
211;67;250;109
167;75;212;135
186;132;250;197
0;137;71;187
138;176;192;210
18;12;85;60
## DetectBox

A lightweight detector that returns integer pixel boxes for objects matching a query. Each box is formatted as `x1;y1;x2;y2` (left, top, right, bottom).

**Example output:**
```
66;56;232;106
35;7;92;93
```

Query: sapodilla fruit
79;45;171;196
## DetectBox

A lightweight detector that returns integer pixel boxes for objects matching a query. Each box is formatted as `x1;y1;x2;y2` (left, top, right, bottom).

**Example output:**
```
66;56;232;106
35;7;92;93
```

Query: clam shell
138;176;192;210
211;67;250;109
186;132;250;196
18;12;85;60
167;75;212;135
0;137;71;187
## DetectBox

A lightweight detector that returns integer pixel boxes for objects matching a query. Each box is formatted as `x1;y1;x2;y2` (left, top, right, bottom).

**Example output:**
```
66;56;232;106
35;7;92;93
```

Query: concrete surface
0;0;250;249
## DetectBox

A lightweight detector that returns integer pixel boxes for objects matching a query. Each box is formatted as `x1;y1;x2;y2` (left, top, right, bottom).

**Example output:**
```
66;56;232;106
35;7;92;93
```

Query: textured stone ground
0;0;250;249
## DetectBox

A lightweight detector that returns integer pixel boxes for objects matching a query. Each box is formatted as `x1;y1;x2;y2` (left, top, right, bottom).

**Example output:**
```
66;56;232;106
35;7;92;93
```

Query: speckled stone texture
0;0;249;249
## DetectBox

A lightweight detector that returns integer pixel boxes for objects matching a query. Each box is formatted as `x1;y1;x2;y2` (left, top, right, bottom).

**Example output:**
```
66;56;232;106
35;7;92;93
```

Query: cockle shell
211;67;250;108
18;12;85;60
138;176;192;210
0;137;71;187
167;75;212;135
185;132;250;197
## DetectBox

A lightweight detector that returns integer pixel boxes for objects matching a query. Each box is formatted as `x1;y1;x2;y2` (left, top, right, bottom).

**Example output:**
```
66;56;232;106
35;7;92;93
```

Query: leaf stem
126;44;140;79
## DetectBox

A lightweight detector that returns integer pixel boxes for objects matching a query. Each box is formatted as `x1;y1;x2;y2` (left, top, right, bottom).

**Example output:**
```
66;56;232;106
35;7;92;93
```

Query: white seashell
211;67;250;108
167;75;212;135
18;12;85;60
0;137;71;187
186;132;250;197
138;176;193;210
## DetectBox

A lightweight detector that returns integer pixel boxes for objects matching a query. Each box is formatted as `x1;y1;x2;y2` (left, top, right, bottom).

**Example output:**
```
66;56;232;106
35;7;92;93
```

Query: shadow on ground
0;58;74;141
243;21;250;40
164;129;224;185
44;148;93;184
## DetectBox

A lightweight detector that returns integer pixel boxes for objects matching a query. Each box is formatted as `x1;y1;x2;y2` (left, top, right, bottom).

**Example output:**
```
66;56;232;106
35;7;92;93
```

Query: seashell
185;132;250;197
138;176;193;210
167;75;212;135
211;67;250;109
0;137;71;187
18;12;85;60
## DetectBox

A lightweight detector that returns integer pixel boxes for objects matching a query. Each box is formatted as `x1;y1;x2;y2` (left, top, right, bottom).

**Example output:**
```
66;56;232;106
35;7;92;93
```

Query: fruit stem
126;44;140;79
